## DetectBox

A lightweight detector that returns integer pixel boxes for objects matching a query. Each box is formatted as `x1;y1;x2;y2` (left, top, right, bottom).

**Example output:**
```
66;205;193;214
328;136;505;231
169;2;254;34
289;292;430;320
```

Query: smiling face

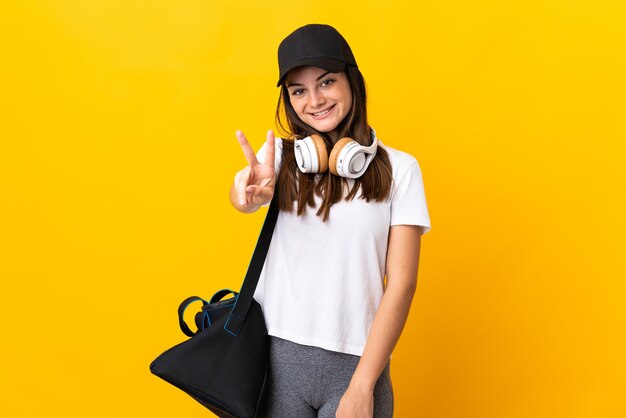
284;66;353;136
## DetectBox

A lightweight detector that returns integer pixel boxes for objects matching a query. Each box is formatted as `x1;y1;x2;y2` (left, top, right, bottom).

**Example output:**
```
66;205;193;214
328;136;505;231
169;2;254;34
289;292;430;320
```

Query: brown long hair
275;65;392;222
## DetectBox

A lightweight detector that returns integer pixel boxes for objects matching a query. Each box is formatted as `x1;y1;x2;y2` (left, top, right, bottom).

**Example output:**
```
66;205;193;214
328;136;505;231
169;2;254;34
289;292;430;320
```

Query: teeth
313;107;331;116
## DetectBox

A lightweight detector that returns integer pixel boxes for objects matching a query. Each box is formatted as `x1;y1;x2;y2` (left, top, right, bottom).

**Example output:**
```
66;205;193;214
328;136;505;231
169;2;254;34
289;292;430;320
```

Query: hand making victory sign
230;129;276;213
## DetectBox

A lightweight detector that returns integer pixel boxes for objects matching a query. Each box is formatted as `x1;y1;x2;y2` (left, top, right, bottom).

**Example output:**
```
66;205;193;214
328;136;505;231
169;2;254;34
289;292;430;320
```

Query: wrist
348;375;376;395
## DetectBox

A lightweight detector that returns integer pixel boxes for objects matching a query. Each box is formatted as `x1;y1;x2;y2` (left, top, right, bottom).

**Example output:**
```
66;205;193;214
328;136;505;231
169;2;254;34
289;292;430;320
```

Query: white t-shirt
253;134;431;356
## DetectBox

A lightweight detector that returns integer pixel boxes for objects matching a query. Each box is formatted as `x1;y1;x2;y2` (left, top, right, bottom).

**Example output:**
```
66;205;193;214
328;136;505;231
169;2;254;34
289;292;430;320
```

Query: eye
291;88;305;96
321;78;335;87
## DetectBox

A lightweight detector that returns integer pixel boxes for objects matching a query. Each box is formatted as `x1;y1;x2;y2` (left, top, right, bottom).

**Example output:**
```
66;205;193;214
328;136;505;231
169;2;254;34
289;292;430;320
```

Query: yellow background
1;1;625;417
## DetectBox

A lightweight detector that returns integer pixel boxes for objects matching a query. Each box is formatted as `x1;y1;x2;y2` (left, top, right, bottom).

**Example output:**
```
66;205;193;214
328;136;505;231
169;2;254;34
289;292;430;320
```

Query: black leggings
258;336;394;417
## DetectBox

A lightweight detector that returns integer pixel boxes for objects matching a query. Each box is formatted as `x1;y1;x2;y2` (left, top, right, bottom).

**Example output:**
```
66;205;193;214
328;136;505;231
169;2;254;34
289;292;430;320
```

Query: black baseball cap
277;24;358;87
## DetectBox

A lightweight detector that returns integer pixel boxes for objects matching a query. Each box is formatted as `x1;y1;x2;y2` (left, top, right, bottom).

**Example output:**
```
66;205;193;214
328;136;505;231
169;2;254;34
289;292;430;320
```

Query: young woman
229;24;431;418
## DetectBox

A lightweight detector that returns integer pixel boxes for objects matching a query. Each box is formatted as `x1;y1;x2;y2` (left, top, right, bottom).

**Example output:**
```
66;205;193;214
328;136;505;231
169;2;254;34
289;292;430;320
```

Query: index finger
263;129;275;170
235;130;259;167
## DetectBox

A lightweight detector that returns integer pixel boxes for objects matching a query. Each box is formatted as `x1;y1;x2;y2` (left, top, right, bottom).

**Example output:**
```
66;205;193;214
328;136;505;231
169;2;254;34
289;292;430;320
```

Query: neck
328;129;340;143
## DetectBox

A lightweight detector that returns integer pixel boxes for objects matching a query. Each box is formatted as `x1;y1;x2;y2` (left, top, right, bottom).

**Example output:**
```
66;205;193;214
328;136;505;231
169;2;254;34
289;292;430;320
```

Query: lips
309;104;336;120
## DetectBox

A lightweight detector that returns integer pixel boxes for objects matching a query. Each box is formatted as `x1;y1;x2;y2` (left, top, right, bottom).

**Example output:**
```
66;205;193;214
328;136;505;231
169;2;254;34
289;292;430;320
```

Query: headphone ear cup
328;137;354;176
309;134;329;173
294;134;329;173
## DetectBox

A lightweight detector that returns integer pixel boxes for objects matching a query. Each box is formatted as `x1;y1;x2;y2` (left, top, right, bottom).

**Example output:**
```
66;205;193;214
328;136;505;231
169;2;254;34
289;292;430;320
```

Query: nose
309;89;325;108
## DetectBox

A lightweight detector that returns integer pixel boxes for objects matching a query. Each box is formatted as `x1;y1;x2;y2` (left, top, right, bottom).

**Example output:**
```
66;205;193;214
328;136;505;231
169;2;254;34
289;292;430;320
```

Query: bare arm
336;224;423;417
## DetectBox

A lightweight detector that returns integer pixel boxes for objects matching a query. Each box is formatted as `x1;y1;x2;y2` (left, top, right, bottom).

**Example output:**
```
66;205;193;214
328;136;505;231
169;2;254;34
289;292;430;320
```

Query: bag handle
177;296;209;337
179;290;239;337
209;289;238;304
224;194;279;336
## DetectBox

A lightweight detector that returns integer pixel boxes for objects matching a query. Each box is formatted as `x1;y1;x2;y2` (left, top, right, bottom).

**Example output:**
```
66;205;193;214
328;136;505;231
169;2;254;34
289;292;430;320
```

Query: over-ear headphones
294;129;379;179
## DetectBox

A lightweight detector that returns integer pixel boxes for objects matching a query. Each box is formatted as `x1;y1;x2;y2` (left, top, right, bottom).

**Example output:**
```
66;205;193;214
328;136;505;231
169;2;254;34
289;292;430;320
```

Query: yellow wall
1;1;624;417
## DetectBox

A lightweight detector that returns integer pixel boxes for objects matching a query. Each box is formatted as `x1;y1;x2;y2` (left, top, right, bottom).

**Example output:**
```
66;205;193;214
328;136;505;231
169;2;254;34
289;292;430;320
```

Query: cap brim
277;57;347;87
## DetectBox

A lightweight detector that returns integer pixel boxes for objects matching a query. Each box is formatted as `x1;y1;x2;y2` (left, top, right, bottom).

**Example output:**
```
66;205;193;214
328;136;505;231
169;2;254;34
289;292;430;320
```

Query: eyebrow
286;71;332;88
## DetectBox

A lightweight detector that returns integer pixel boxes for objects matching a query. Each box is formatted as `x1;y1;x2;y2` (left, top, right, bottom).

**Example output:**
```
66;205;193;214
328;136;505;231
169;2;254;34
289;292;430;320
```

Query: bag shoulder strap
224;194;279;336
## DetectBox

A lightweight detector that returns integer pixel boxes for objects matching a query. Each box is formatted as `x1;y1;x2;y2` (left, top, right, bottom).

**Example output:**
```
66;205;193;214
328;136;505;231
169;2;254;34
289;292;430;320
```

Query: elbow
386;273;418;297
406;277;418;296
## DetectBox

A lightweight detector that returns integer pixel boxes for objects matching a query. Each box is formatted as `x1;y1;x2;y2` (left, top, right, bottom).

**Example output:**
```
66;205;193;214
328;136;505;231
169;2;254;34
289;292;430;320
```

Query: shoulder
378;141;420;174
375;137;427;203
256;136;285;161
267;136;285;154
257;136;284;153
